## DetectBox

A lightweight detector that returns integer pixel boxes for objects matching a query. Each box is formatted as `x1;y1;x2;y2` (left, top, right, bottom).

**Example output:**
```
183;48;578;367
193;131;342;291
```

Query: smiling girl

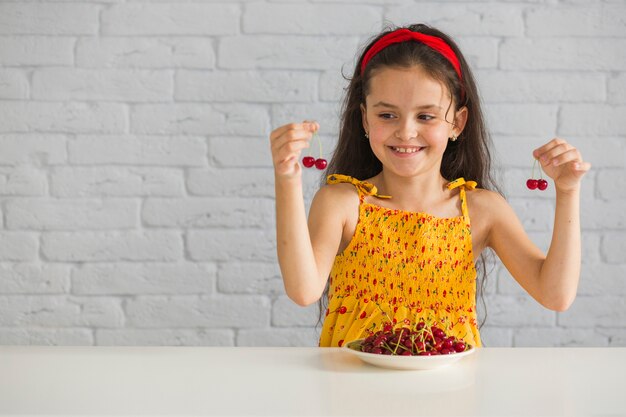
269;24;591;348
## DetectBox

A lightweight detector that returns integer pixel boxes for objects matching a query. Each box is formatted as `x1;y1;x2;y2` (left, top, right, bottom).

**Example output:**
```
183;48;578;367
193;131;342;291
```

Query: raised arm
270;121;345;306
486;138;591;311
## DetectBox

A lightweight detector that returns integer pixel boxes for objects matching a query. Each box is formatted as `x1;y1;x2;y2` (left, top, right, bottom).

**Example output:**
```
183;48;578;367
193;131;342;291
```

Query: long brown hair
315;23;502;339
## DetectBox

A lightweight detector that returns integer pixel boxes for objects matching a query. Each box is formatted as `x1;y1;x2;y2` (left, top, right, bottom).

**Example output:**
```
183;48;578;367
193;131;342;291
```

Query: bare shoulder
311;181;360;212
466;187;509;214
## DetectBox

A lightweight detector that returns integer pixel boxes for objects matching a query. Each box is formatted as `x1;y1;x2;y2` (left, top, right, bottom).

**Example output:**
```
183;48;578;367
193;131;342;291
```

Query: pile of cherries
352;321;470;356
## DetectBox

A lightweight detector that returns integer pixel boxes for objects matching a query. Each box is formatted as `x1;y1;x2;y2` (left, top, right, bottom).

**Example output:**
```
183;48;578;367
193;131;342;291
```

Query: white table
0;346;624;416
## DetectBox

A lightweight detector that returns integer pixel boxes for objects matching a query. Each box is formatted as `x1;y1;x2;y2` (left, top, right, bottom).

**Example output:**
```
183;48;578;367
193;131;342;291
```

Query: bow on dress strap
446;177;477;191
327;174;391;199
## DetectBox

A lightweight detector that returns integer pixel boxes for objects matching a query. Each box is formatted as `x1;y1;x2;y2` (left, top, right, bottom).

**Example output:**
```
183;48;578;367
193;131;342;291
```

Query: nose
395;118;419;141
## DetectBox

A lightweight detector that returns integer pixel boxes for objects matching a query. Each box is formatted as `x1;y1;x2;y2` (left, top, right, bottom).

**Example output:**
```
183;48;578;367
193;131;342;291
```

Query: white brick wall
0;0;624;347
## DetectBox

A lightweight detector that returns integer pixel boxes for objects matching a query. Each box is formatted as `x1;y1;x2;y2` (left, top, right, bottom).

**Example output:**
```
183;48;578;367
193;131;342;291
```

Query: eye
418;114;436;121
378;113;395;120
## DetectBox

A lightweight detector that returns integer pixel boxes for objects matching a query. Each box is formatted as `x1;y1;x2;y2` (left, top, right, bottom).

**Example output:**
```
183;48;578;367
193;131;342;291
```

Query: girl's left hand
533;138;591;193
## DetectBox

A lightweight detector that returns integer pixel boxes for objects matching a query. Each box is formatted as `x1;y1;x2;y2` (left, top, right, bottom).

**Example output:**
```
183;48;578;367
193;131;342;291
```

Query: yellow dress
319;174;482;348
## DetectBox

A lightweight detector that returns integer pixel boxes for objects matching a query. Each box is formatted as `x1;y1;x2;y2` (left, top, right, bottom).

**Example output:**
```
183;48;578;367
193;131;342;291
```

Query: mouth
388;146;425;154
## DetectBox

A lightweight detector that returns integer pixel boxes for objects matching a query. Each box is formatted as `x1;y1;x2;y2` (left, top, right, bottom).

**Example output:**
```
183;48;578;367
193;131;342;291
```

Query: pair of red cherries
301;131;327;170
526;159;548;190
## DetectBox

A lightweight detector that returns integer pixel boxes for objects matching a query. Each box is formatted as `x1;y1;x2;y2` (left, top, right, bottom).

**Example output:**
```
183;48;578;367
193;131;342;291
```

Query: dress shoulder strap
447;177;477;223
326;174;391;202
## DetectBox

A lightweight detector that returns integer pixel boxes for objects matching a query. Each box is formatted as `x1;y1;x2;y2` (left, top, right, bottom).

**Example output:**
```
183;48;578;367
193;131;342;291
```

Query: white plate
342;339;476;370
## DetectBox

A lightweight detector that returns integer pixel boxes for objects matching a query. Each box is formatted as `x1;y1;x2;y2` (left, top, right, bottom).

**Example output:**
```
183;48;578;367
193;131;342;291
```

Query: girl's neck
373;170;450;209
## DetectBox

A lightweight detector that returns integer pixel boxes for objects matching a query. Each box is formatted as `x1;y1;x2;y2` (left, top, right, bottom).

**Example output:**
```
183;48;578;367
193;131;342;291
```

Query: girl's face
360;65;467;179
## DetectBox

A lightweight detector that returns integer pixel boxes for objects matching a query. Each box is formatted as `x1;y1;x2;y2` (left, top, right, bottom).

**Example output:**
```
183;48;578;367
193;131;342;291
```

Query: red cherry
314;158;327;170
302;156;316;168
537;179;548;190
526;179;538;190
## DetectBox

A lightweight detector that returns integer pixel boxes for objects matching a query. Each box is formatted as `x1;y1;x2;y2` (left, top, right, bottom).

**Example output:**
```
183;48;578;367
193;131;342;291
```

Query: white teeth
391;146;421;153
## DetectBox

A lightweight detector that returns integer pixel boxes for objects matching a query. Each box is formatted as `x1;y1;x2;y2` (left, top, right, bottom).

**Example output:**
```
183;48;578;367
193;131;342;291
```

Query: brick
602;233;626;264
483;294;556;326
578;263;626;296
273;296;320;327
0;101;126;134
581;197;626;230
243;3;379;35
0;232;38;261
558;296;626;327
0;3;98;35
507;198;554;232
484;104;558;135
125;295;270;328
131;103;269;136
0;69;28;99
514;327;609;347
319;70;348;102
96;328;235;346
33;69;173;102
597;169;626;199
143;197;274;229
187;167;275;198
0;36;74;66
271;102;341;134
209;136;273;168
456;38;498;69
41;231;183;262
68;135;207;166
385;3;524;36
0;166;47;196
217;262;284;295
560;105;626;136
187;230;276;262
0;296;124;327
501;38;626;71
608;73;626;104
527;4;626;36
0;263;70;294
597;328;626;347
237;328;319;347
0;328;93;345
581;232;603;265
51;167;184;197
76;37;215;69
176;70;317;103
72;263;216;295
219;36;359;69
476;71;605;103
6;199;137;230
102;3;239;35
0;134;66;165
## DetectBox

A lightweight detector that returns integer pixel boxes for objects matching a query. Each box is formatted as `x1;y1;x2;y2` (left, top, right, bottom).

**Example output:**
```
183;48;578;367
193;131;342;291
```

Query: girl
269;24;590;348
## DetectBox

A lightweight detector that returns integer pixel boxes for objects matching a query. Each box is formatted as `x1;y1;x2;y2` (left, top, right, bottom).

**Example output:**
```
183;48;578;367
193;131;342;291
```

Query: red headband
360;28;463;93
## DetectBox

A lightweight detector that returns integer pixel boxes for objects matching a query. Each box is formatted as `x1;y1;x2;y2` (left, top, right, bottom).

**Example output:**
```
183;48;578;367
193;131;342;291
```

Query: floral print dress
318;174;482;348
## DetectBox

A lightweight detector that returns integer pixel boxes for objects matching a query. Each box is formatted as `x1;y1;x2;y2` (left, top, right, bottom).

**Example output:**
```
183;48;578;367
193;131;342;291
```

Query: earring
449;134;458;142
365;132;369;139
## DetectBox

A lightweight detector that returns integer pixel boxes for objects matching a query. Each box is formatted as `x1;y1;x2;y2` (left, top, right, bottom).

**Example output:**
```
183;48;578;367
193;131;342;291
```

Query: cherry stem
532;158;537;179
314;131;322;159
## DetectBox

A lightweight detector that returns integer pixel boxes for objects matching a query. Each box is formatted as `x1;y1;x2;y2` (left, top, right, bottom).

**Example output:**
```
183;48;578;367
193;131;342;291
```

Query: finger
573;161;592;173
533;138;568;160
537;143;573;166
271;129;315;154
274;140;311;164
270;121;318;142
548;148;582;167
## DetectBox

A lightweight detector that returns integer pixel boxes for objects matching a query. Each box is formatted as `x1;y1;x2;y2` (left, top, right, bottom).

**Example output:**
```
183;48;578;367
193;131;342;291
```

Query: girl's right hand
270;120;319;179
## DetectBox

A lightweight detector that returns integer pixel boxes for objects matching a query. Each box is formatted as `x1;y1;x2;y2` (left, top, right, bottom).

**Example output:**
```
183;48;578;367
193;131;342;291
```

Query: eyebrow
371;101;442;110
